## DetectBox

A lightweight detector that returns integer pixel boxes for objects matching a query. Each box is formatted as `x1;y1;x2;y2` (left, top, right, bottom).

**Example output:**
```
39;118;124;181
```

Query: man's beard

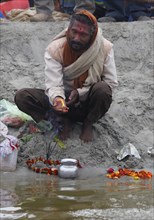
69;40;91;52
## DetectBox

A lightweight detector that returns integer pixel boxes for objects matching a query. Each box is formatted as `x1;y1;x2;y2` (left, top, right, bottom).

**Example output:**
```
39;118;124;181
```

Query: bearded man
15;10;118;142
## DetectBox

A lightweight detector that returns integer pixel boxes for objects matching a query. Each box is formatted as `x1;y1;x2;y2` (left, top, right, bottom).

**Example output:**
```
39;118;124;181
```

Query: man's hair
69;14;97;36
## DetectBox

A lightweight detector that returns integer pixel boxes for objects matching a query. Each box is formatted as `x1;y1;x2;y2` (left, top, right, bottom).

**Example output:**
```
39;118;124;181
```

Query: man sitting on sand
14;10;118;142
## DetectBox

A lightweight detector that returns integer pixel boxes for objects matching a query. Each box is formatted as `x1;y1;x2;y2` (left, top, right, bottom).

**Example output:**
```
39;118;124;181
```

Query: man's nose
74;34;80;41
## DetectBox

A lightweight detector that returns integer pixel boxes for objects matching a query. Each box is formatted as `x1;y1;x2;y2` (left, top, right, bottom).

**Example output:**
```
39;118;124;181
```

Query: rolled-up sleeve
44;51;65;105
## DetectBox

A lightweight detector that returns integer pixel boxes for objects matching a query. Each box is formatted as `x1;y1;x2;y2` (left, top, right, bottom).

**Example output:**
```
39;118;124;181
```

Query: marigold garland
106;168;153;180
26;157;61;175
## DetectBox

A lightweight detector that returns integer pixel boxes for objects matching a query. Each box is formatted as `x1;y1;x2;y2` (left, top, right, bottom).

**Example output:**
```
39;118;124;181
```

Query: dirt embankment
0;20;153;169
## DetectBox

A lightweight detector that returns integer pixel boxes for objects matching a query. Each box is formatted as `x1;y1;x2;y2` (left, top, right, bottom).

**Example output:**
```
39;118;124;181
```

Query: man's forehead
70;20;91;31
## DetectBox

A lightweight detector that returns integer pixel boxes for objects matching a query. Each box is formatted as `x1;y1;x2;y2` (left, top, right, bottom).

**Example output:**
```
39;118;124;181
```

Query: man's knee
14;88;29;108
92;81;112;97
91;81;113;112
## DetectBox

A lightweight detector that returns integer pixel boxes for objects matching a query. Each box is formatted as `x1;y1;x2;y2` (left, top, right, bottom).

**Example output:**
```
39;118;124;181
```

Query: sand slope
0;21;153;169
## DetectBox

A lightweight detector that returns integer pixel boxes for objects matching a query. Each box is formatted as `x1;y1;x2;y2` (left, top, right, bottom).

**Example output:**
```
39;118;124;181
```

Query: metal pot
58;158;78;179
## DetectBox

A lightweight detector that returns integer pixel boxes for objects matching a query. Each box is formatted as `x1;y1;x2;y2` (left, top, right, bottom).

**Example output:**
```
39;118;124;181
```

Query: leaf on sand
54;136;65;148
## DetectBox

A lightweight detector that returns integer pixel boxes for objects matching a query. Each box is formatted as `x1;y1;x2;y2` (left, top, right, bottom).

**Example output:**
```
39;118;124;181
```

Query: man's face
67;20;92;52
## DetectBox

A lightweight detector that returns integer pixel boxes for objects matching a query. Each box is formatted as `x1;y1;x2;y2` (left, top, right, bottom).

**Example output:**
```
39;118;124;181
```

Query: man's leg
30;0;54;22
60;0;75;14
74;0;96;14
64;81;112;142
28;0;34;7
14;88;51;123
128;2;150;21
93;1;106;20
80;81;112;142
84;82;112;122
98;0;126;22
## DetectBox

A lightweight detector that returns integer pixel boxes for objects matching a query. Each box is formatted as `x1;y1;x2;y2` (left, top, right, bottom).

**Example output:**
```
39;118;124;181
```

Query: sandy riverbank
0;20;153;170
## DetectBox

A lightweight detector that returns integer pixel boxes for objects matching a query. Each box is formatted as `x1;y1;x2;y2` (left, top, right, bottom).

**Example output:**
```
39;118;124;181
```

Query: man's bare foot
58;118;72;140
80;122;93;142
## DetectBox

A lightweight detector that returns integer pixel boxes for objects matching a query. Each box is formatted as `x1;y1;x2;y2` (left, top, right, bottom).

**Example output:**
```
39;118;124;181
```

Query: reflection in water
0;167;153;220
0;190;28;219
0;207;29;220
0;189;18;208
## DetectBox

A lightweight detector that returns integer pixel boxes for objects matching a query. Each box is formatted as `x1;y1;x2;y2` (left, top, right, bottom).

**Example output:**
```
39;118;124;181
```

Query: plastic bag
0;122;19;157
0;99;33;127
0;122;19;171
117;143;141;160
0;121;8;136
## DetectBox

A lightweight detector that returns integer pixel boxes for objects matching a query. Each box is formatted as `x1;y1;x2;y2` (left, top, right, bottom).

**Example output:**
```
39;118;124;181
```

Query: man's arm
102;47;118;91
44;51;65;105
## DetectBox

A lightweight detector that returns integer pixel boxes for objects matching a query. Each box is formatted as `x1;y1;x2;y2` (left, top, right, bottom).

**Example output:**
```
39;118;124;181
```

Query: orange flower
106;168;153;180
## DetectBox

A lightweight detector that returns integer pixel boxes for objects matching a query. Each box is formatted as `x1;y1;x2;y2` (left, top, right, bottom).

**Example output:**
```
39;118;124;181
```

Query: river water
0;167;153;220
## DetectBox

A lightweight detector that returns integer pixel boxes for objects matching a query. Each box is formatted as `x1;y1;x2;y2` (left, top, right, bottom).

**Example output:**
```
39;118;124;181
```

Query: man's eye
71;30;76;34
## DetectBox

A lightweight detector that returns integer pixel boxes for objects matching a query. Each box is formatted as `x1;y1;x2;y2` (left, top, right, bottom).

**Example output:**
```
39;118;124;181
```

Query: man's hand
53;97;69;113
66;90;79;107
